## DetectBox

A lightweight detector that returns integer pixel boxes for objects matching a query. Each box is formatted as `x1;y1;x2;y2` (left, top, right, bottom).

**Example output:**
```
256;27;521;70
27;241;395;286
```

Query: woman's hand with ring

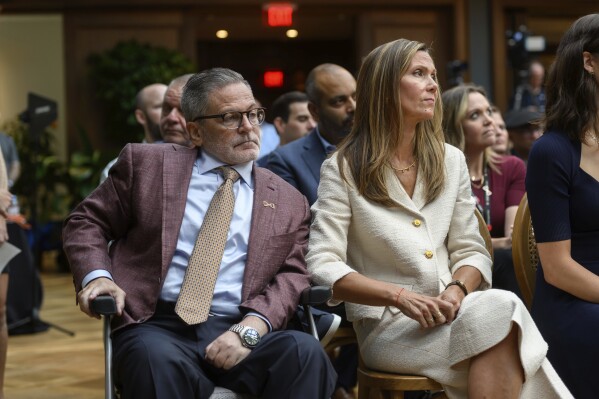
395;290;453;328
432;310;447;325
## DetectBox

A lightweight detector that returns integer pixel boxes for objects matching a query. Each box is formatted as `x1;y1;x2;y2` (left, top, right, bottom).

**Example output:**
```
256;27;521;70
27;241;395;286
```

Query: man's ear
134;109;146;126
187;122;203;147
308;102;320;123
273;117;285;135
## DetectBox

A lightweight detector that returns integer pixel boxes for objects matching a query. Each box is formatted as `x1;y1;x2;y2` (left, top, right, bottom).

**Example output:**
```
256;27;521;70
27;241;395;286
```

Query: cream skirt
354;289;572;399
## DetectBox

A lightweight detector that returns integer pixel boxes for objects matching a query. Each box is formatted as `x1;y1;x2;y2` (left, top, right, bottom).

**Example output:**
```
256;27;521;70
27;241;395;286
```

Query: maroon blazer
63;143;311;333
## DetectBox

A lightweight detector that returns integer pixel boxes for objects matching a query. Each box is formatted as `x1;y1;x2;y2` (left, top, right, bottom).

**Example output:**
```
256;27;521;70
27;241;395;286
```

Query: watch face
242;329;261;347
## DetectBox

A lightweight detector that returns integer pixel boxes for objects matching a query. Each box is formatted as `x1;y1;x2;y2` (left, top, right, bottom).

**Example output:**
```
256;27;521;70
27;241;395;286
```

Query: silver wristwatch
228;324;261;349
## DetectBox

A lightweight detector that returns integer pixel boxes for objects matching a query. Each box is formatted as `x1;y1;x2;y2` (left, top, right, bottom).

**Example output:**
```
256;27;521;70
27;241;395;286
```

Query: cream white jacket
307;144;492;322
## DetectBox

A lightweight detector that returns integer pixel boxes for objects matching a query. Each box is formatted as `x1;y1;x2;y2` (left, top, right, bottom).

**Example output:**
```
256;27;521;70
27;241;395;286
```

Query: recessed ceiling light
286;29;299;39
216;30;229;39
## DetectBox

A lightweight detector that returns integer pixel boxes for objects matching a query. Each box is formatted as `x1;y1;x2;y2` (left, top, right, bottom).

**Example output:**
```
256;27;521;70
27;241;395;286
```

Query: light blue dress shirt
160;150;253;314
258;122;280;159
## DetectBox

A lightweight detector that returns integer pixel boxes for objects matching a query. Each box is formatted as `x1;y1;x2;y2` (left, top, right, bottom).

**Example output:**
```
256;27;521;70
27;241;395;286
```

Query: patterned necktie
175;166;240;325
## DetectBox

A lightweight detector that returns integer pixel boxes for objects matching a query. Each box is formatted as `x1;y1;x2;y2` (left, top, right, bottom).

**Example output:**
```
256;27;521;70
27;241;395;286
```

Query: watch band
228;324;261;348
228;324;245;334
445;279;468;296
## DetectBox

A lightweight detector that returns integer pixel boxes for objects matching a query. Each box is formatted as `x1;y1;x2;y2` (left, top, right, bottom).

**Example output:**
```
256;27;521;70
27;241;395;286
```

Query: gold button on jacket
424;250;433;259
412;219;421;227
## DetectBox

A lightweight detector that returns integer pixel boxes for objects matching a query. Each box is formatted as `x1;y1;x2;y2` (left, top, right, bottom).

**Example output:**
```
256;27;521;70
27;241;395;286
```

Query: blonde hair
336;39;446;206
441;84;501;173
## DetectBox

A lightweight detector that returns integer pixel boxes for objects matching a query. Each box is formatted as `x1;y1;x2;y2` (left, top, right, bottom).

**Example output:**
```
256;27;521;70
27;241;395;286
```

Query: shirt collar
315;125;335;153
196;148;254;188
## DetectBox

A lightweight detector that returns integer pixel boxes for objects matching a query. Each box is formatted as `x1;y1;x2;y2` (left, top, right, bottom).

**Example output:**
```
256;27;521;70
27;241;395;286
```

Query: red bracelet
395;288;405;307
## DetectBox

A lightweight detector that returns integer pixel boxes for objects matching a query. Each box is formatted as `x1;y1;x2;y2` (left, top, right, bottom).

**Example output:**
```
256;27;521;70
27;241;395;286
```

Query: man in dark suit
256;91;316;167
264;64;356;205
63;68;336;399
265;63;358;399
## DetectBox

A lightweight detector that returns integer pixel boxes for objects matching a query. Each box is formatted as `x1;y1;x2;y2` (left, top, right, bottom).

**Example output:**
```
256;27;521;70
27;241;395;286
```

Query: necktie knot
219;166;240;183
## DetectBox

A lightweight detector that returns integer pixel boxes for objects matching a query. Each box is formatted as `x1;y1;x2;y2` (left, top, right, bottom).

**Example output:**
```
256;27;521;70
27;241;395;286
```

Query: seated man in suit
63;67;336;399
100;82;169;183
265;63;358;399
257;91;316;167
264;64;356;205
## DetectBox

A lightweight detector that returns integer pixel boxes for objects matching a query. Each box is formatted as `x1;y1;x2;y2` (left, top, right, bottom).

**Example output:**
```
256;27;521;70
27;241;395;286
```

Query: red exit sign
264;70;284;88
264;3;295;27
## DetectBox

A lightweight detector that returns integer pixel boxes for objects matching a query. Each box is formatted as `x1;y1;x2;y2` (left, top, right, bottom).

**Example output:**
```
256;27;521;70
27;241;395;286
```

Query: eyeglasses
193;108;266;130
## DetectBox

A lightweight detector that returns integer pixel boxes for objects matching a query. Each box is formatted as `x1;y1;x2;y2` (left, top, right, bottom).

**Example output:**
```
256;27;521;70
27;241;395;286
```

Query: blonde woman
307;38;571;398
442;84;525;296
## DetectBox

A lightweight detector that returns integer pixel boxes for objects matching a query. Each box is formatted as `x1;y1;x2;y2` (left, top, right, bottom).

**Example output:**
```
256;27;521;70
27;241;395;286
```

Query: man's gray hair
181;68;251;122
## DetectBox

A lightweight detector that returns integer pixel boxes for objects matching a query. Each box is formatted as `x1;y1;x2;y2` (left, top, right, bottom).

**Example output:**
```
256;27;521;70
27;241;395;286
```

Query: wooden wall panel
64;12;187;152
491;0;597;111
356;9;454;89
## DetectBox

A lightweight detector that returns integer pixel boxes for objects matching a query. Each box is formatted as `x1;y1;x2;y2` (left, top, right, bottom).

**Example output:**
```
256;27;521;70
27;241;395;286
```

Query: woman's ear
582;51;596;75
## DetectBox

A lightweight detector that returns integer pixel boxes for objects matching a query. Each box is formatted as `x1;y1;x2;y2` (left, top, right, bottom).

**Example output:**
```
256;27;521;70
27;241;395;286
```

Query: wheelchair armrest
91;295;117;316
300;286;331;306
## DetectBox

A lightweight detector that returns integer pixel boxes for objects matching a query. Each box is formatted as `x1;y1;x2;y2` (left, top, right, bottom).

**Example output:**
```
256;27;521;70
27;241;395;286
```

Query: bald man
510;60;546;112
135;83;167;143
265;63;356;204
101;76;195;184
160;74;194;147
100;83;168;183
265;64;358;399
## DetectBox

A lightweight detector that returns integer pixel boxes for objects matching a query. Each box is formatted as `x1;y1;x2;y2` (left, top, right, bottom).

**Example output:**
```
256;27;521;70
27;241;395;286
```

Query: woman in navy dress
526;13;599;399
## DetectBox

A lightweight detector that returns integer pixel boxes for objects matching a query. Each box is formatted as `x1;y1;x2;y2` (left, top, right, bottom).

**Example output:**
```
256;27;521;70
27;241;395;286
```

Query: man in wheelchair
63;68;336;399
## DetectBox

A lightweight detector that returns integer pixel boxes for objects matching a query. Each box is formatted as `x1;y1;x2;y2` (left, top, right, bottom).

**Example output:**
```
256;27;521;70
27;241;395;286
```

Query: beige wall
0;14;66;160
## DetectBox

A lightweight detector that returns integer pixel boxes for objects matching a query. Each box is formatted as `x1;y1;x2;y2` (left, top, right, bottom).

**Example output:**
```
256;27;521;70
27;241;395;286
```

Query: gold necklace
390;159;417;173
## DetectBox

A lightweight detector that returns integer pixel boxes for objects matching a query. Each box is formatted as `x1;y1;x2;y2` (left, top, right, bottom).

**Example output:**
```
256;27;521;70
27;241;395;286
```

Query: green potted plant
87;40;195;148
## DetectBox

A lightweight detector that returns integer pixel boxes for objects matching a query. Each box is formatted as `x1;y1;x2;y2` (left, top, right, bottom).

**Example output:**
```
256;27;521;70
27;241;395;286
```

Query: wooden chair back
511;193;539;309
475;208;494;261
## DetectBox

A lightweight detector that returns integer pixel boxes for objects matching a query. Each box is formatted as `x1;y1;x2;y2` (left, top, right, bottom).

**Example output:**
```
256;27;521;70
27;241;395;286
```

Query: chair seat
324;326;358;356
358;365;444;399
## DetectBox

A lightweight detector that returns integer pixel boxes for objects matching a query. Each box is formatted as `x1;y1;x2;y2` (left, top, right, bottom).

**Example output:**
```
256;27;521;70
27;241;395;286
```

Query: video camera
18;93;57;139
506;25;546;72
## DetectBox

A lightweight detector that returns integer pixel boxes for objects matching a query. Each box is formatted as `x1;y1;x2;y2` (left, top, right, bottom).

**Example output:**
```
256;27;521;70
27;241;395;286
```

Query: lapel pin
262;201;276;209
